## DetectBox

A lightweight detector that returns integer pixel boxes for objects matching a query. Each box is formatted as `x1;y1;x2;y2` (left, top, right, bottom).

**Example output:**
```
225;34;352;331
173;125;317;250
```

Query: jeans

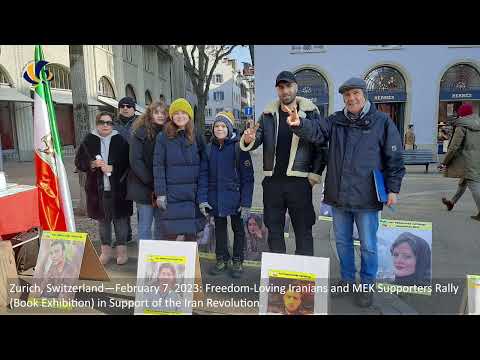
451;178;467;204
98;191;129;246
136;203;163;240
262;177;315;256
331;207;379;284
214;213;245;262
466;179;480;213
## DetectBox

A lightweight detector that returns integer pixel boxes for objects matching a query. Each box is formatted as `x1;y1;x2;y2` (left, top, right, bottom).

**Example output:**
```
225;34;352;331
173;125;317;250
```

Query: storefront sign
298;85;329;105
439;90;480;101
368;91;407;103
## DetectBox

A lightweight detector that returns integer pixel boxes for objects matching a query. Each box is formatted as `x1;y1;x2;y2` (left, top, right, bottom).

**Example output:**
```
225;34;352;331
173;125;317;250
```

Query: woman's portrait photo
377;222;432;292
244;213;269;261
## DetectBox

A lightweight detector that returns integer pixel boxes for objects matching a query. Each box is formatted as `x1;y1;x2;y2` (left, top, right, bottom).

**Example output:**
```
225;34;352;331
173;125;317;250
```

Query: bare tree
69;45;92;215
178;45;238;134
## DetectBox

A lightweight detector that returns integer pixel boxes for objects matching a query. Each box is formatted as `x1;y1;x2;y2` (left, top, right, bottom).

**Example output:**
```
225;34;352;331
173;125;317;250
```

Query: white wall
255;45;480;147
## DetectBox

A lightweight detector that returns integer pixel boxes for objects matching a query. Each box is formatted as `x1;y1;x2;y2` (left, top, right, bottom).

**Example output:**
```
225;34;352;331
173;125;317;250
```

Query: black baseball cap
275;71;297;87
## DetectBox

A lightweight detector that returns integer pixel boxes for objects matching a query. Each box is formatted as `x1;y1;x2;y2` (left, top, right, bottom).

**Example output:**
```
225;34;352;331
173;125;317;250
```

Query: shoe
99;245;112;265
330;279;355;298
116;245;128;265
231;260;244;279
355;291;373;308
209;260;228;275
471;213;480;222
441;197;454;211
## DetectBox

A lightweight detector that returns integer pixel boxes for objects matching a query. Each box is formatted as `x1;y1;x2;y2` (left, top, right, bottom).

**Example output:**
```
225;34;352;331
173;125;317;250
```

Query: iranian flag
32;45;76;231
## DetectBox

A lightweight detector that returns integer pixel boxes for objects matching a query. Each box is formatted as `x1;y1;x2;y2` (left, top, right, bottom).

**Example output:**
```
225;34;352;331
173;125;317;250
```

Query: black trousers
214;213;245;262
262;176;315;256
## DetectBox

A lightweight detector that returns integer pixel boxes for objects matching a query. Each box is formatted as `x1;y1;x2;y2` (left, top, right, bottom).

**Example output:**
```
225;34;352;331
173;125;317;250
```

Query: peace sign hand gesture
282;104;301;127
243;119;260;145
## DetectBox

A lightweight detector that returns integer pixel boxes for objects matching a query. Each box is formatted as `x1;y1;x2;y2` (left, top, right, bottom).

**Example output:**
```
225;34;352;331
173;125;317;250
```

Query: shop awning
51;90;104;106
97;95;144;115
0;87;34;103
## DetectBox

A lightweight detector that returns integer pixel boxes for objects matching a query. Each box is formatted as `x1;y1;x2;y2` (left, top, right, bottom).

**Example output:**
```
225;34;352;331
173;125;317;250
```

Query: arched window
45;64;71;90
365;66;406;93
440;63;480;92
145;90;152;105
98;76;116;98
125;84;136;102
294;68;329;118
0;66;10;85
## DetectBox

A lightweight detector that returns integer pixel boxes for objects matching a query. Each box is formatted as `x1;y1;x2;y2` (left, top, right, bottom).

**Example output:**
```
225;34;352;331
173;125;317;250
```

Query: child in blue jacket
198;112;254;278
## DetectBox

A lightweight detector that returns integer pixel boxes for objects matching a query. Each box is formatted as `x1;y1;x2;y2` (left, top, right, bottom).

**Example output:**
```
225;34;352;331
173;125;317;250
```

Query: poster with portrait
197;215;216;258
467;275;480;315
259;252;329;315
29;231;87;306
134;240;197;315
376;219;432;295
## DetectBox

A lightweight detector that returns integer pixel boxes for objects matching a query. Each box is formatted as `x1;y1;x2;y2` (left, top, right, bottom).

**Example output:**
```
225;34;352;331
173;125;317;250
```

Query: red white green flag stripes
33;45;76;231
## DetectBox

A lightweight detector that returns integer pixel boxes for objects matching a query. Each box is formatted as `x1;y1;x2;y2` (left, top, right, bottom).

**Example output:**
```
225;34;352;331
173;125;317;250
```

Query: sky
230;46;252;70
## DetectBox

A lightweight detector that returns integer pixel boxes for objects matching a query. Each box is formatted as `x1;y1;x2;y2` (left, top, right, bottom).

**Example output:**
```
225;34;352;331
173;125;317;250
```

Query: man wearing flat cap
240;70;327;257
288;77;405;308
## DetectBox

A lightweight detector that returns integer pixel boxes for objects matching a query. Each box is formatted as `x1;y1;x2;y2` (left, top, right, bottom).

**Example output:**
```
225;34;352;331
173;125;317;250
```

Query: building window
214;74;223;83
0;67;9;85
158;53;170;80
206;108;212;117
440;63;480;92
125;84;137;102
213;91;224;101
294;68;329;118
46;64;71;90
98;76;115;98
122;45;136;65
100;45;113;52
290;45;326;54
365;66;406;92
143;46;155;73
368;45;403;51
145;90;153;105
215;108;223;114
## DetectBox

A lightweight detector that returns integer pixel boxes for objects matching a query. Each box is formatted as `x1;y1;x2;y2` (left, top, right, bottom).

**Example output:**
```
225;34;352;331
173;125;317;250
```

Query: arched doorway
98;76;116;99
45;63;75;147
438;63;480;153
125;84;137;102
365;66;407;141
293;68;329;118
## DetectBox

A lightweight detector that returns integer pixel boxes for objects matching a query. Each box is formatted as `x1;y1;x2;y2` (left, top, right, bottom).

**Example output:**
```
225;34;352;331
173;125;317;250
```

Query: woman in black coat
127;101;168;241
74;111;132;265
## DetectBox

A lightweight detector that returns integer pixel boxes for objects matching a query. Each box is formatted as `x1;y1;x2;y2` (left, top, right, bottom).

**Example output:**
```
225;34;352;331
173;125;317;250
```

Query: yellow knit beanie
169;98;194;120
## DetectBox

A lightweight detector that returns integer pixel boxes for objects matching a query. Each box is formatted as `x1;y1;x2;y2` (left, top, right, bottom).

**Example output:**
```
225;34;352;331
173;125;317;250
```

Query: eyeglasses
97;120;114;126
119;104;133;109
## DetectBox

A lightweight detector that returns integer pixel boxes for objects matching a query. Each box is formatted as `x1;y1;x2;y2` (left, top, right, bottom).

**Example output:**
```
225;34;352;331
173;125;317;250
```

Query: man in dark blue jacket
287;77;406;308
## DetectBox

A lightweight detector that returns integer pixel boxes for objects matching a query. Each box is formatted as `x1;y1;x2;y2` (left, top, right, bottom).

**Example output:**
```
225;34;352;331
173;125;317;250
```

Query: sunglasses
97;120;114;126
119;104;133;109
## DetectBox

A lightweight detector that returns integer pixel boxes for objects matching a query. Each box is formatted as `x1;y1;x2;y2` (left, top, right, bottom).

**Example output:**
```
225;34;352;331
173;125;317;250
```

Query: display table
0;184;40;236
0;184;40;310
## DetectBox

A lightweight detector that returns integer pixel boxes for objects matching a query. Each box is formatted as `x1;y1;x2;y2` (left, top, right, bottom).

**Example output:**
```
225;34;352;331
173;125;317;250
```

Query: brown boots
441;197;454;211
99;245;128;265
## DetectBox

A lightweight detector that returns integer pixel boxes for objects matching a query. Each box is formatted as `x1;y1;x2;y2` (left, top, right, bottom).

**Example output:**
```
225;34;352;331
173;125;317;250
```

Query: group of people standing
75;96;254;279
75;69;410;308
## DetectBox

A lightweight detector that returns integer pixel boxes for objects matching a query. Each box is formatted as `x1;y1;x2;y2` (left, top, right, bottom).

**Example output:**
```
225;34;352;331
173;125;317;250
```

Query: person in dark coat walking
288;77;406;308
198;111;254;278
75;111;133;265
114;96;137;243
153;98;207;240
240;71;327;257
127;100;168;240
